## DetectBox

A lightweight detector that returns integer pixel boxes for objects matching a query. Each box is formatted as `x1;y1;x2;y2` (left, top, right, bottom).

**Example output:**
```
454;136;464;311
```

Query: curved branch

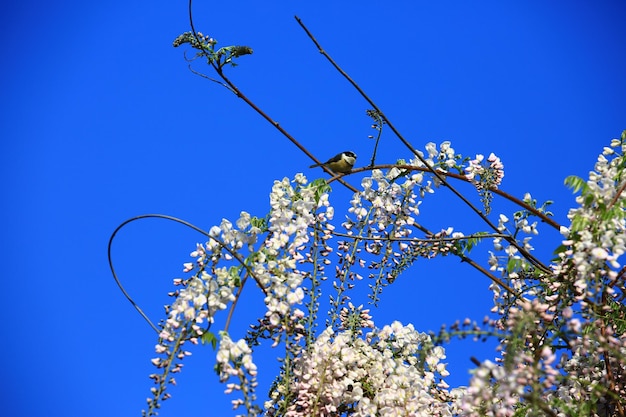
107;214;268;333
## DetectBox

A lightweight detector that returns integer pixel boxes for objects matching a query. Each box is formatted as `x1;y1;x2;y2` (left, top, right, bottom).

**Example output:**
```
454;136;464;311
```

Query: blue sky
2;1;625;416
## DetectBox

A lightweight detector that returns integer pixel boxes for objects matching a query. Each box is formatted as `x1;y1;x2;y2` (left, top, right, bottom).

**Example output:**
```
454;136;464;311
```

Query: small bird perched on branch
309;151;357;174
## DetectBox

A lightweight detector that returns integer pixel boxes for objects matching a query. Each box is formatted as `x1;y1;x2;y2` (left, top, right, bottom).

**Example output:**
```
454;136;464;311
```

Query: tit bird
309;151;357;174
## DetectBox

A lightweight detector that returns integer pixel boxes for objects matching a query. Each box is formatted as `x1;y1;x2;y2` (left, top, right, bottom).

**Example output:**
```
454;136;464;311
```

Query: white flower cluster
259;176;331;325
558;140;626;299
462;299;559;416
464;153;504;189
424;141;458;170
147;175;331;414
356;168;422;230
342;142;469;297
216;332;259;411
165;216;254;338
462;134;626;415
272;321;461;417
343;167;428;301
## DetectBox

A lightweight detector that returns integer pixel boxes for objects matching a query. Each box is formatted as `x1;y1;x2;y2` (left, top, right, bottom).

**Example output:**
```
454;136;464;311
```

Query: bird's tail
309;163;322;168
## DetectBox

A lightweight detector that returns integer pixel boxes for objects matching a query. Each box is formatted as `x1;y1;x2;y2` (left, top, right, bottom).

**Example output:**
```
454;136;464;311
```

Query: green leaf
229;266;242;287
201;331;218;349
250;216;268;232
564;175;587;194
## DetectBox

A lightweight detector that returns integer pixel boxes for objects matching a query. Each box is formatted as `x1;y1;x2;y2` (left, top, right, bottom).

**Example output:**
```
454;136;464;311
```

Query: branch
348;163;560;273
185;0;358;193
386;164;561;231
331;230;509;243
294;16;553;276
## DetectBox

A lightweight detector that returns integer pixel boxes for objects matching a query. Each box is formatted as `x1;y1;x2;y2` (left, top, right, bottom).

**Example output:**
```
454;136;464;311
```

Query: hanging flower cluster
461;133;626;416
267;321;461;417
464;153;505;214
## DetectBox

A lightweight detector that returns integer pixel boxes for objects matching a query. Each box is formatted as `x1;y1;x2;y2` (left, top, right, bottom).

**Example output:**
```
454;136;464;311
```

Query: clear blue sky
2;1;625;416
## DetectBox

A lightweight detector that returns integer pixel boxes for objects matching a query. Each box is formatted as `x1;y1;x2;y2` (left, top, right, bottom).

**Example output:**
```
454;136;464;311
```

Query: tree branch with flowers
108;3;626;416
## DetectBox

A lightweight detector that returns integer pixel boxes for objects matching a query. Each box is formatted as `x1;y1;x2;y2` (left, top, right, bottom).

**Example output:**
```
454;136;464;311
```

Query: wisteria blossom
137;133;626;417
266;321;460;417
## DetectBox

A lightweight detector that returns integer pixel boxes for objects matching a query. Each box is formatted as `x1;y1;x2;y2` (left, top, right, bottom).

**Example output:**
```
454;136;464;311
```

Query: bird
309;151;357;174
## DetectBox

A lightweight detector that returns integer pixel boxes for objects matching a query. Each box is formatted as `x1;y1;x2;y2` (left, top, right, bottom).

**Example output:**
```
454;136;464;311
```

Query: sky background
2;1;626;416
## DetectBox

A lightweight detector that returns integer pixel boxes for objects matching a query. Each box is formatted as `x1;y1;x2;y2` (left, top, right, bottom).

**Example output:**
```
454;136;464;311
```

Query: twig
186;0;358;193
608;179;626;210
367;110;384;167
331;230;509;243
